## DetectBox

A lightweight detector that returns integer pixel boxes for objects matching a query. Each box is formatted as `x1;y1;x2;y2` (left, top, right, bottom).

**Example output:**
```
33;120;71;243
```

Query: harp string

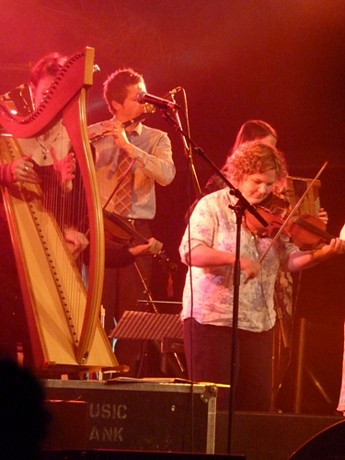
16;116;87;340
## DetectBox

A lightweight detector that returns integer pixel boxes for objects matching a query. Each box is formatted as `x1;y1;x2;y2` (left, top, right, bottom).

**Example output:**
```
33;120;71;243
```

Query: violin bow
258;160;329;263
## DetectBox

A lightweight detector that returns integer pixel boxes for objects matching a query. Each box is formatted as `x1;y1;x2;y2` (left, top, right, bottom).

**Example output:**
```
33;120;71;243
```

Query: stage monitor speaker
288;419;345;459
216;411;344;459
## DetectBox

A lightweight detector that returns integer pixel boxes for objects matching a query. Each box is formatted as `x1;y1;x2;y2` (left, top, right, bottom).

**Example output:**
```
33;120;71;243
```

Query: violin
244;194;334;250
103;210;151;245
103;211;176;267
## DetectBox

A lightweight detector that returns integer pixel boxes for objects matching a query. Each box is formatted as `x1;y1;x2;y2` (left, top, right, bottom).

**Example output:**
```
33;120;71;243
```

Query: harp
0;48;118;374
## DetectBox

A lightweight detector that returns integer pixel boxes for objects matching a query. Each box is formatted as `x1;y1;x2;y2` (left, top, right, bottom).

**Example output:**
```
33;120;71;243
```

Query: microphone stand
168;93;203;199
158;108;268;454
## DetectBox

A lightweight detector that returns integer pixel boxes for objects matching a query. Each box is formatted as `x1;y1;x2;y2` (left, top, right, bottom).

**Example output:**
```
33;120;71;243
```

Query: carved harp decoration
0;47;118;372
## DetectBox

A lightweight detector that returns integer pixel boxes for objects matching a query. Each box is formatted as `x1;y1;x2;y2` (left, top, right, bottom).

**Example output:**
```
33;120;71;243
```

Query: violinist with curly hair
179;140;344;411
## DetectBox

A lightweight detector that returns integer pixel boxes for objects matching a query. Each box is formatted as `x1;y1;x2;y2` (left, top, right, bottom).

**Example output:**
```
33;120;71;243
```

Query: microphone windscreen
136;91;147;104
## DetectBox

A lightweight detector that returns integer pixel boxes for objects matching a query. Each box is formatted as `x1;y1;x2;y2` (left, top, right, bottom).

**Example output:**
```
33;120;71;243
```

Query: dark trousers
102;219;154;377
183;318;274;411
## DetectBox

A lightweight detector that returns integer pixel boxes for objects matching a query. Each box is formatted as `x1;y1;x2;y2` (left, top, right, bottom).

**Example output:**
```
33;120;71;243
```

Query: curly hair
226;140;288;193
103;68;144;114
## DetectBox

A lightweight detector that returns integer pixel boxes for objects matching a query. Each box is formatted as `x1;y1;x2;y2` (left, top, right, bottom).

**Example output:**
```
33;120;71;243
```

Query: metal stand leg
130;261;185;378
293;317;333;413
270;292;292;412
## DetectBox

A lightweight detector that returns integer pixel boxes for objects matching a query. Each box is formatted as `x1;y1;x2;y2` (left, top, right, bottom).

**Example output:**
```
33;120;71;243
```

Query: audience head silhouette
0;358;50;459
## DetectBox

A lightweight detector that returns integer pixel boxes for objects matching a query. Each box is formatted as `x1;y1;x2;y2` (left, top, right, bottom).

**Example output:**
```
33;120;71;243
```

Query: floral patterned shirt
179;188;299;332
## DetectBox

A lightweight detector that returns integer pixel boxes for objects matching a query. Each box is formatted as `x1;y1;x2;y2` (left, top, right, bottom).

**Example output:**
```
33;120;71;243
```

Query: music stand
109;310;183;346
109;310;185;374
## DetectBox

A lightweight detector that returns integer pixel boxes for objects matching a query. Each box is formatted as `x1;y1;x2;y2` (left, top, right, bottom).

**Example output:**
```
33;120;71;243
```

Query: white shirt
88;122;175;219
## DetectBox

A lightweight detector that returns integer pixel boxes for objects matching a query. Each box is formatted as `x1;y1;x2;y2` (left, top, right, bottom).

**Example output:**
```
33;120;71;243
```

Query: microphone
137;91;180;110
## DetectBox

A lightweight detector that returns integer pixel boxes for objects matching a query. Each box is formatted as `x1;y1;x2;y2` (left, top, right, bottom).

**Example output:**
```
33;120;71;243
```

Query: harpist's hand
10;156;39;183
64;227;89;260
51;148;76;191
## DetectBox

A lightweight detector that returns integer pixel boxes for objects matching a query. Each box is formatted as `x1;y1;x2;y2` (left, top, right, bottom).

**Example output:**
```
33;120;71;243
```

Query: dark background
0;0;344;414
